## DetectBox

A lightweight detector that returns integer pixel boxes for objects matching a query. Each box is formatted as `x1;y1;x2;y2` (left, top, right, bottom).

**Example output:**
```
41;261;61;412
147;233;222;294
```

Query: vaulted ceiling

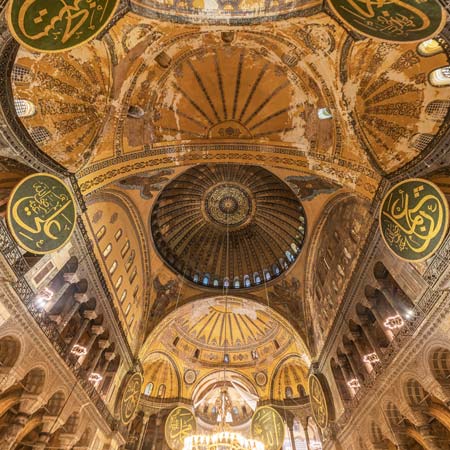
7;0;450;396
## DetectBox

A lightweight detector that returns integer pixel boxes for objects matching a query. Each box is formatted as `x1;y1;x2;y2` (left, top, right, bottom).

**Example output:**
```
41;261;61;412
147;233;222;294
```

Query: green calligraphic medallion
7;0;119;53
380;179;449;262
251;406;285;450
327;0;445;42
119;372;142;425
7;173;77;255
309;373;335;429
165;407;196;450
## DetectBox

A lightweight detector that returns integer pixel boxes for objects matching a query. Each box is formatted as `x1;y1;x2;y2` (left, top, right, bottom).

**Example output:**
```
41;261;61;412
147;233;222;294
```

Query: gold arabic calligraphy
380;179;449;262
121;375;142;424
329;0;444;42
309;375;329;429
8;0;118;52
252;407;284;450
7;174;76;254
165;407;196;449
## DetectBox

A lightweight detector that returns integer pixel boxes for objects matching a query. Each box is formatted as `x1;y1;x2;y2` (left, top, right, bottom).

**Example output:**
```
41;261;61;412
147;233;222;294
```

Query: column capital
104;351;116;362
83;310;97;321
63;273;80;284
98;339;110;349
74;293;89;304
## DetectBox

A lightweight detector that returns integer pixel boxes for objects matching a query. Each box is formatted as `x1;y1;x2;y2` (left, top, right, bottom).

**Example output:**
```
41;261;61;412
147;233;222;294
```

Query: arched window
223;277;230;288
318;107;332;119
254;272;261;284
119;290;127;303
96;226;106;241
233;277;240;289
129;267;137;284
264;270;271;281
425;100;450;120
158;384;166;397
417;39;444;57
14;99;36;118
202;274;210;286
430;66;450;87
11;65;32;83
285;250;294;262
103;243;112;258
273;264;280;276
297;384;306;398
22;368;46;395
125;250;135;272
193;273;199;283
144;382;153;396
405;379;429;406
121;240;130;257
114;229;123;241
244;275;251;288
0;336;21;368
109;261;118;275
133;285;139;299
115;276;123;289
29;126;51;145
285;387;293;398
410;133;434;151
430;347;450;383
125;303;131;316
128;315;135;326
213;278;219;287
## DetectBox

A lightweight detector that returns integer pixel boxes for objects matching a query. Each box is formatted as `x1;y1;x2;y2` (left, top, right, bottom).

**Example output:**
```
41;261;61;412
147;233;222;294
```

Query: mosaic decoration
7;173;77;254
309;373;334;429
119;372;143;424
327;0;445;42
251;406;285;450
165;407;197;450
380;179;449;262
7;0;119;52
184;369;196;385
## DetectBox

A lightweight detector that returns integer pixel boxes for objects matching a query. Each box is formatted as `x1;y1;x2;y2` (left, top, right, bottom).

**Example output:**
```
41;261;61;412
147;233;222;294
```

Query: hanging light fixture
183;177;265;450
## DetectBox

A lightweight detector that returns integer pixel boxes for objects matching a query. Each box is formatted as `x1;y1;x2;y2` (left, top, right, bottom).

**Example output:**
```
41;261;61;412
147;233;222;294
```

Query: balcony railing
0;219;127;436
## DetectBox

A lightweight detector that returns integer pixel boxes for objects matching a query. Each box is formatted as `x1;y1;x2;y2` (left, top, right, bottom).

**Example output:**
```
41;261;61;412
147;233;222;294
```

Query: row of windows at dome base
190;249;299;289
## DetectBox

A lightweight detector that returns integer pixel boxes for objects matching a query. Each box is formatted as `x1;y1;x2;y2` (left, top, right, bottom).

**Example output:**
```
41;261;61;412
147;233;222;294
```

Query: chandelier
183;387;264;450
183;432;264;450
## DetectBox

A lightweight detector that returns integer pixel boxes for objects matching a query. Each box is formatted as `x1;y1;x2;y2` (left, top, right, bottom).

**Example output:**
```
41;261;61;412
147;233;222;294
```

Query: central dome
151;164;306;289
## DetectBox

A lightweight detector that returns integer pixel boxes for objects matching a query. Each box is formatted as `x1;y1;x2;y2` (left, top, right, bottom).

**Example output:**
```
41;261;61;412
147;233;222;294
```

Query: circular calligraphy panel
119;372;142;425
7;0;119;53
327;0;445;43
380;178;449;262
165;407;197;450
7;173;77;255
251;406;285;450
309;373;334;429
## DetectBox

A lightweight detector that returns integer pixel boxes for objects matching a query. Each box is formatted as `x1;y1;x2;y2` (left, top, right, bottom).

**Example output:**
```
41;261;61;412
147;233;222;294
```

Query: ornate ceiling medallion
7;0;119;53
151;164;307;290
327;0;446;43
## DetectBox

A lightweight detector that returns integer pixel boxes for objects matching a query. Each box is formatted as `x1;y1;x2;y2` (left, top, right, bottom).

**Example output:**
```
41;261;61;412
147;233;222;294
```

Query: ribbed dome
151;164;306;289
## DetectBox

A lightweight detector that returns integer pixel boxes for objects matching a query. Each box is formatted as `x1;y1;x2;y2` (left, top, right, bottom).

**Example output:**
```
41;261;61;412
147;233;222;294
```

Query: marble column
57;293;89;332
286;415;297;450
301;419;311;450
68;310;97;351
88;339;110;374
44;273;79;313
137;415;150;450
98;352;116;392
79;325;104;365
151;417;162;450
358;319;385;357
417;425;443;450
344;347;366;382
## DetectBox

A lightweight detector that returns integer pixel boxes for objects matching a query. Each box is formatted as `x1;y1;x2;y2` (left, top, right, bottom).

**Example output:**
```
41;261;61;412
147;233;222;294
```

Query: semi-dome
151;164;306;289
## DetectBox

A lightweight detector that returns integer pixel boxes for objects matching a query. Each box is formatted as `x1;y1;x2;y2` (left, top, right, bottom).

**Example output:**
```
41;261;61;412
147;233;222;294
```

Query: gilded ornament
380;178;449;262
251;406;285;450
119;372;143;425
7;0;119;53
327;0;445;42
165;407;197;450
308;373;334;429
7;173;77;255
